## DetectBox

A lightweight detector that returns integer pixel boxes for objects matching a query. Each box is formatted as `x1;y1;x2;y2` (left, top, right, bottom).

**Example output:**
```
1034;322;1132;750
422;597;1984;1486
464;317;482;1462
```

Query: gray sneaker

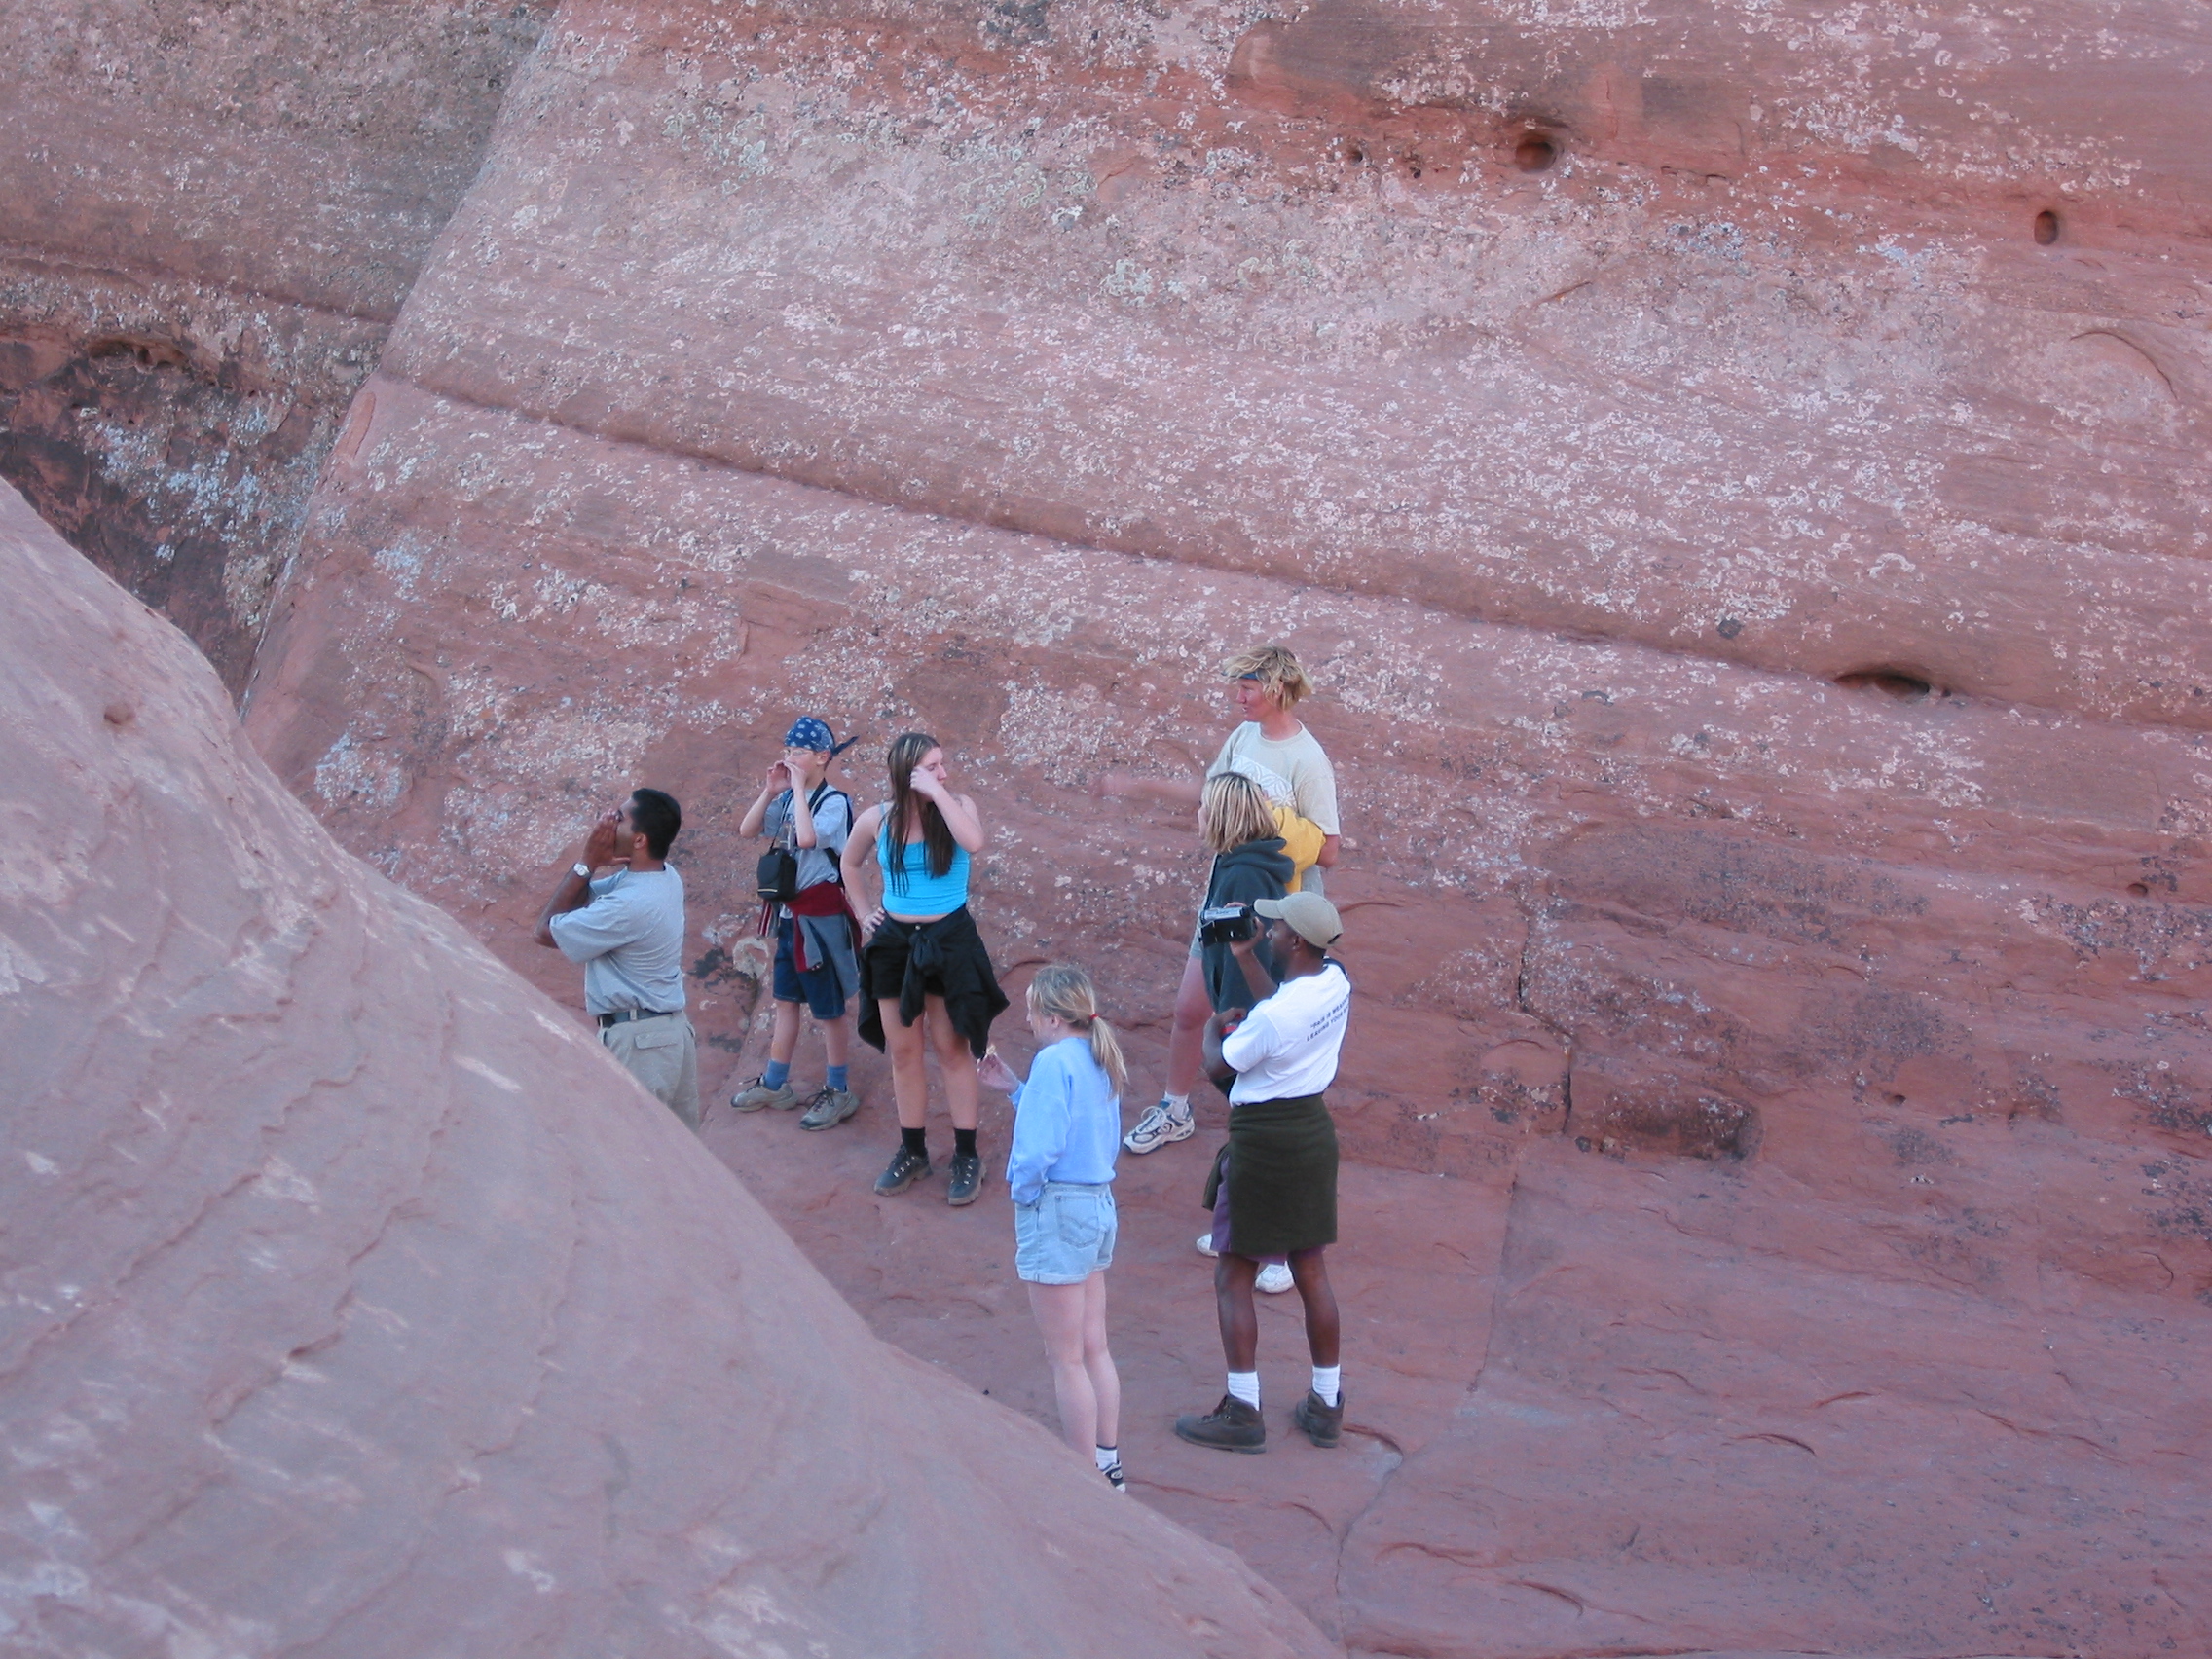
1124;1098;1194;1154
798;1086;859;1130
730;1076;798;1113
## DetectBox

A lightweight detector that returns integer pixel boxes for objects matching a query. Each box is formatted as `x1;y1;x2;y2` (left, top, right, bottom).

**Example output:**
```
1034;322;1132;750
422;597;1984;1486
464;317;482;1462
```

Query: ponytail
1084;1014;1129;1101
1026;963;1127;1098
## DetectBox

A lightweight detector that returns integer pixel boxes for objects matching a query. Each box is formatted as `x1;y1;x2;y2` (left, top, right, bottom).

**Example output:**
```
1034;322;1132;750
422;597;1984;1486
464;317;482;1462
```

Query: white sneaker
1256;1262;1295;1295
1196;1232;1219;1258
1124;1098;1195;1154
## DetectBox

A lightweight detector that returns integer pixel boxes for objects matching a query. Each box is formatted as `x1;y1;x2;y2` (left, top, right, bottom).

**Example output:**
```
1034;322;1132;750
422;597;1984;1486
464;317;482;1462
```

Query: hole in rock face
1342;139;1367;166
1514;134;1558;172
2128;882;2151;898
2034;208;2060;245
1835;667;1936;702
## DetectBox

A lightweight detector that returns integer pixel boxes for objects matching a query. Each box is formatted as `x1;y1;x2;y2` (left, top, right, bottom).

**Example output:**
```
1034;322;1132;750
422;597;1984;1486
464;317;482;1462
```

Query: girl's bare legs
1081;1270;1120;1451
880;998;930;1128
1028;1272;1120;1454
925;992;979;1131
1164;954;1211;1099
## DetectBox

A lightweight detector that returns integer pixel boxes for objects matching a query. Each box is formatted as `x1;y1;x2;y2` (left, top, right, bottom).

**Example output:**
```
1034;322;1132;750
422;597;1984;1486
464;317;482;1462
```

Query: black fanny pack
757;784;843;904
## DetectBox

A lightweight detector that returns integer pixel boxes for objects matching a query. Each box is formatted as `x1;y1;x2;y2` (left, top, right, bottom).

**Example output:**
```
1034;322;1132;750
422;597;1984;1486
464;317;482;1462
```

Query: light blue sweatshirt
1004;1037;1122;1206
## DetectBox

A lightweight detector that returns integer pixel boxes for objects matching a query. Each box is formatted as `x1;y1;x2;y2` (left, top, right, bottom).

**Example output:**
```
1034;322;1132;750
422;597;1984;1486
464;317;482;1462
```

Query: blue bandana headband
783;717;858;756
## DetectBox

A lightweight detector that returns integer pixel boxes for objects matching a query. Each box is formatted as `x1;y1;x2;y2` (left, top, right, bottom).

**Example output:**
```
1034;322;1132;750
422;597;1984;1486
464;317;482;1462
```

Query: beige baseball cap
1253;891;1343;948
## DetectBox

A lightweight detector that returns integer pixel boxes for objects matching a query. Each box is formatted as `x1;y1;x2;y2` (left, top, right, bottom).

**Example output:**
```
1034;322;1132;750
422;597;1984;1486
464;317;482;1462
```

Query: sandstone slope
0;480;1335;1659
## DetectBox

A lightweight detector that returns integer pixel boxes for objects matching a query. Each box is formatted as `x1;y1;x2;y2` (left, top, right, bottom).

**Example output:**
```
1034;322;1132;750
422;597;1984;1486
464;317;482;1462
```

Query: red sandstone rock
0;482;1333;1659
9;0;2212;1652
377;0;2212;727
0;0;553;690
242;374;2212;1650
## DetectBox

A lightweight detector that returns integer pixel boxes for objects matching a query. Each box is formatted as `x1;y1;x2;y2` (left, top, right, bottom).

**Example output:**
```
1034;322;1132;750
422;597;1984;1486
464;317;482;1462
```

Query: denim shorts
772;916;847;1020
1013;1182;1118;1285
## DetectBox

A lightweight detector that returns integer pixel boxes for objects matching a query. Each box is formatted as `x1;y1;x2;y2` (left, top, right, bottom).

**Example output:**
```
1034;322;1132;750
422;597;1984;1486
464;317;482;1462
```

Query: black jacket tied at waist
857;906;1008;1059
1201;1092;1339;1257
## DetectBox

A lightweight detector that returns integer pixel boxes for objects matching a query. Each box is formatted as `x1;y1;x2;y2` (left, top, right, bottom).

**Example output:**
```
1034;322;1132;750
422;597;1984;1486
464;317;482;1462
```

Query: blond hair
1200;771;1278;853
1027;964;1127;1098
1220;644;1311;709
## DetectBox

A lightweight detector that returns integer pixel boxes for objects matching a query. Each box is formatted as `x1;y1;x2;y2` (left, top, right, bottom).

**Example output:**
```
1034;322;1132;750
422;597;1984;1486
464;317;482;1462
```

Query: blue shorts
772;916;848;1020
1014;1182;1118;1285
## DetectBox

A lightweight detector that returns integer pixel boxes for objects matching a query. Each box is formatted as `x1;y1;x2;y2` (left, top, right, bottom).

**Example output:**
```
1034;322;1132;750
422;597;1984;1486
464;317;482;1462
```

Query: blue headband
783;717;858;756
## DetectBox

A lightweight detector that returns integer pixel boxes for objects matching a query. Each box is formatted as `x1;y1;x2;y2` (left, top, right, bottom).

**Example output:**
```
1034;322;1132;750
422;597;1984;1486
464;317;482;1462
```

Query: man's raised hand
580;807;623;871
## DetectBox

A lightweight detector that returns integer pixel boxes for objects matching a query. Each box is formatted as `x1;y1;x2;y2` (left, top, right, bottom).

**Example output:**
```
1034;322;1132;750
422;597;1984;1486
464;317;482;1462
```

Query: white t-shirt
1220;961;1349;1104
1211;721;1340;895
1210;722;1340;834
763;787;851;903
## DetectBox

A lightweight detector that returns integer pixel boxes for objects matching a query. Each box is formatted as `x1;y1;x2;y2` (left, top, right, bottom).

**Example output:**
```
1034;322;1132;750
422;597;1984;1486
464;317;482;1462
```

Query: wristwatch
571;862;591;880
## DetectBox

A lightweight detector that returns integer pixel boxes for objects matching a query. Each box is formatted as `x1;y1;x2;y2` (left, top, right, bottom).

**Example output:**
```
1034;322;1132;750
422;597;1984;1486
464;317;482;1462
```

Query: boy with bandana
731;718;865;1129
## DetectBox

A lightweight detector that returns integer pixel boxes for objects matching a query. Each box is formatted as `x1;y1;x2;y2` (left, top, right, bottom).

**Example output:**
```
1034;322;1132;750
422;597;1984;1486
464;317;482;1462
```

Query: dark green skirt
1202;1093;1338;1258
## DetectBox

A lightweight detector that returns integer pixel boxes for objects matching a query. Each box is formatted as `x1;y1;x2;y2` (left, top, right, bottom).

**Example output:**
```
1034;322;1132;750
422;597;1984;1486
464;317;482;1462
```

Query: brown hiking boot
1292;1389;1345;1448
1174;1394;1266;1454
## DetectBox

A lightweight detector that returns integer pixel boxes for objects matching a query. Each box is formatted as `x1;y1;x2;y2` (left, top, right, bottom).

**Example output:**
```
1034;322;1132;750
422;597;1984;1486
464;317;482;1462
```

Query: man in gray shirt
534;788;699;1130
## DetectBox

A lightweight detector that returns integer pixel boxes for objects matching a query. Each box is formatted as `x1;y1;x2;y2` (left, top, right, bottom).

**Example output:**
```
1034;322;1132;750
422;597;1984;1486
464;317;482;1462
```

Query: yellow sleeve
1272;804;1327;893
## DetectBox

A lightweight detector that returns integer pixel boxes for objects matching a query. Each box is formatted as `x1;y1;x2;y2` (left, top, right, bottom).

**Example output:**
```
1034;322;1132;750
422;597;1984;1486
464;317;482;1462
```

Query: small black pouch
756;844;799;905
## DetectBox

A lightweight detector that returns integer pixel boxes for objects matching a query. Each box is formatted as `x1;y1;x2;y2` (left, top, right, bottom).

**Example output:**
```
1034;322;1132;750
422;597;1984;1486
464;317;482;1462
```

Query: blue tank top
878;826;971;915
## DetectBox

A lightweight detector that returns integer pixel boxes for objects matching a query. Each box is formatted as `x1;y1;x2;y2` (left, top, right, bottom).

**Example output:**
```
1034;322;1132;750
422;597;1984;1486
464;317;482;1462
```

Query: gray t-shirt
763;787;851;901
549;865;687;1015
1211;721;1341;894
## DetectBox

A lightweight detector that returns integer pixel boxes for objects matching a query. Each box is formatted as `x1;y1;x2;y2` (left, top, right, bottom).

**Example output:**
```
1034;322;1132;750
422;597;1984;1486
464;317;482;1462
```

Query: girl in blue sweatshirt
977;964;1128;1491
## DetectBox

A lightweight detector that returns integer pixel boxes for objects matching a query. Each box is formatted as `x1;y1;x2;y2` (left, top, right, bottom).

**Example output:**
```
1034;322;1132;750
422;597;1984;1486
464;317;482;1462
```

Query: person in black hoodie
1190;770;1300;1293
1197;772;1294;1013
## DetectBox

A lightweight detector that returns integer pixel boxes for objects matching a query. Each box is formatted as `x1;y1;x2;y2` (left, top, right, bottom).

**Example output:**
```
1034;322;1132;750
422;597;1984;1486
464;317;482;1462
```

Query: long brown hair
1028;964;1128;1098
882;730;957;893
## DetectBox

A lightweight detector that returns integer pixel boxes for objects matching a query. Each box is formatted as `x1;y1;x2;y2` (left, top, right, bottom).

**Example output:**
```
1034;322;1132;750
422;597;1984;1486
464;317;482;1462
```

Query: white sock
1094;1445;1120;1473
1310;1365;1341;1407
1163;1092;1191;1118
1226;1370;1260;1409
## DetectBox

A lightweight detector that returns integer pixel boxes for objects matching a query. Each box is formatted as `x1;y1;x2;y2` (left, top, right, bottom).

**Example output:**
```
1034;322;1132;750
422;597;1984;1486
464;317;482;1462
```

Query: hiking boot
1174;1395;1266;1454
1124;1098;1194;1154
730;1076;798;1113
945;1150;983;1207
1256;1262;1295;1295
873;1144;932;1195
798;1086;859;1131
1292;1389;1345;1449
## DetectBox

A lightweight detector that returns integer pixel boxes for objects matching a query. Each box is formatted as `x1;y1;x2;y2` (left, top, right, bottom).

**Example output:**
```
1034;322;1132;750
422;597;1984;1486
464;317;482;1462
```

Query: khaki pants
601;1014;700;1131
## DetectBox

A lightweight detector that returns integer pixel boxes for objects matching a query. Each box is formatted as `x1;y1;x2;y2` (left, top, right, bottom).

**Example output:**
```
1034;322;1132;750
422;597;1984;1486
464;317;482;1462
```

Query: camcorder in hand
1198;903;1256;946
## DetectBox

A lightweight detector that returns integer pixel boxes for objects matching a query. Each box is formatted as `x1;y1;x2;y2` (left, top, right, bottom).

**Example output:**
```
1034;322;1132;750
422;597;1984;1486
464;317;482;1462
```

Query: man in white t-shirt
534;789;700;1131
1174;891;1351;1456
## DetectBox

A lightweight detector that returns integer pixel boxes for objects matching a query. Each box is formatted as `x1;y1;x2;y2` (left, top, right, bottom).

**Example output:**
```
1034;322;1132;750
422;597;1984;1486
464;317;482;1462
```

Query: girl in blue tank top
839;732;1008;1208
875;824;971;915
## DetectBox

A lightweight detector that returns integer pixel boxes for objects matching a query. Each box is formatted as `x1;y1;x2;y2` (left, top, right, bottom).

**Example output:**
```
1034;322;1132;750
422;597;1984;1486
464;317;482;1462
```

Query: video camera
1198;903;1257;946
